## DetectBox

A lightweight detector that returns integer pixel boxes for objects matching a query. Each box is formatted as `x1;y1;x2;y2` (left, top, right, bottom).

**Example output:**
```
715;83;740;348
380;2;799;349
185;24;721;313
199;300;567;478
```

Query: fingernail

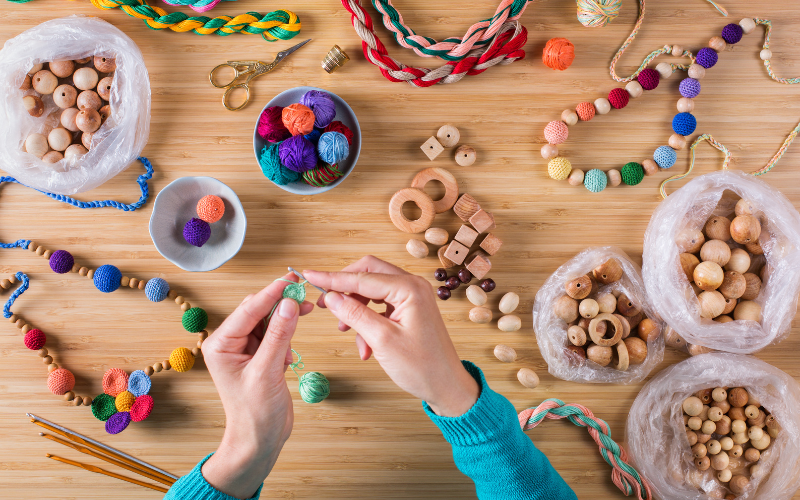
324;291;343;311
278;299;298;319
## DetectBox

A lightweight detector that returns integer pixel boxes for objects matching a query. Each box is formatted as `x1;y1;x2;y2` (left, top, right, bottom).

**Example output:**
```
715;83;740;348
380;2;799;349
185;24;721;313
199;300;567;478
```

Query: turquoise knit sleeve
163;453;263;500
423;361;577;500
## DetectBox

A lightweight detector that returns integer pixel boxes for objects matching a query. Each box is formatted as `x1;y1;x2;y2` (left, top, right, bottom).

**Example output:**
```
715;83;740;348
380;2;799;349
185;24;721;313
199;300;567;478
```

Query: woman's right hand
303;256;480;418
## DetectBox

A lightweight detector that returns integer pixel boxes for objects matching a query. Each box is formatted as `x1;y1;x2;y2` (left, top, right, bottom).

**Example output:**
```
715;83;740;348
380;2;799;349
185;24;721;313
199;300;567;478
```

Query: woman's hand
304;256;479;418
199;274;314;499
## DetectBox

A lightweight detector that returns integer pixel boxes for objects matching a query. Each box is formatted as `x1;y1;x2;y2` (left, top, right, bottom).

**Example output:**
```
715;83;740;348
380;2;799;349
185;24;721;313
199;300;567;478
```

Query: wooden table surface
1;0;800;498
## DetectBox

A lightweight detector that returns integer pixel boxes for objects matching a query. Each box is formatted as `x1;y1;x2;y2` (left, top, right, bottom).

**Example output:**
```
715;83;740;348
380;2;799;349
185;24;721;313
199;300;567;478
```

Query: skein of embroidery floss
542;38;575;71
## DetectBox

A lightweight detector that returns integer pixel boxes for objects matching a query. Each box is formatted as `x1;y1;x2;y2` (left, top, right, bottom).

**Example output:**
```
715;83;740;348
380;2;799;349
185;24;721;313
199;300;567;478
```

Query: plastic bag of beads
0;16;150;194
643;170;800;354
532;246;665;384
627;353;800;500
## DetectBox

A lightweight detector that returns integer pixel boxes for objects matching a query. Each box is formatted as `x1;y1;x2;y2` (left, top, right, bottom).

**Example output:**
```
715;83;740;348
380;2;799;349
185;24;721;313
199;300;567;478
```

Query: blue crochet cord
3;272;29;319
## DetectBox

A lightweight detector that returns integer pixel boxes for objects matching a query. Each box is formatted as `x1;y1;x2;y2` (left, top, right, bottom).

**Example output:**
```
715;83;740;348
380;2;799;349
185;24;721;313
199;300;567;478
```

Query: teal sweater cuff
163;453;264;500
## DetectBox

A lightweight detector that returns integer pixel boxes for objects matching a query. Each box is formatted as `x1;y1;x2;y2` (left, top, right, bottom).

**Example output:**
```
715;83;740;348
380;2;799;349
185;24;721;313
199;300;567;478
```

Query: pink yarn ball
543;121;569;145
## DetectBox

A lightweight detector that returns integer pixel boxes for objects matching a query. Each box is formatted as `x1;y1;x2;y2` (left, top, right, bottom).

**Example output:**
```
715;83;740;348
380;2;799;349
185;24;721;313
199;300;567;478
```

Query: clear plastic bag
627;353;800;500
0;16;150;195
643;170;800;354
532;246;665;384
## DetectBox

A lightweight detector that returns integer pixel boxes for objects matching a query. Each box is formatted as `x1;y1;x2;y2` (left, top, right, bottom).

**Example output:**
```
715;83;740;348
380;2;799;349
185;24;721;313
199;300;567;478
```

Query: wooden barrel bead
87;269;94;280
21;324;30;334
153;362;163;373
47;363;59;372
191;347;201;357
144;366;155;376
28;241;37;252
43;250;52;259
42;355;53;364
35;246;45;256
175;296;185;305
121;276;130;287
78;267;88;276
129;278;139;288
73;396;83;406
181;302;192;312
64;391;75;401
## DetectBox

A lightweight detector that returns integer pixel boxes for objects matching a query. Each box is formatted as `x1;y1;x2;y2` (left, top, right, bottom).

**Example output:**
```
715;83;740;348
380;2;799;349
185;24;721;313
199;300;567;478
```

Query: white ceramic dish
149;177;246;272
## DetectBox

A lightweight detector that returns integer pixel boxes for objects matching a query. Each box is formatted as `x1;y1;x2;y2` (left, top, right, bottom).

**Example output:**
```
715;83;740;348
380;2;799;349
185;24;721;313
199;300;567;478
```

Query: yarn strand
756;19;800;85
2;272;29;319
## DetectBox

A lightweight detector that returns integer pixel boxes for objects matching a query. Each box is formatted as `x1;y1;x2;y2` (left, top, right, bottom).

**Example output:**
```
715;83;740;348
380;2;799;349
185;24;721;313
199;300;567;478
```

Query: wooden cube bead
454;225;479;247
420;136;444;160
438;245;457;269
479;233;503;255
443;241;469;265
469;209;496;234
465;251;492;280
453;194;481;222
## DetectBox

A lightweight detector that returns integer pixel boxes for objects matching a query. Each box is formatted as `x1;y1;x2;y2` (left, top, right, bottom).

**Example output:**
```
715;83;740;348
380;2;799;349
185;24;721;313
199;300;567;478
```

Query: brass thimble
322;45;350;73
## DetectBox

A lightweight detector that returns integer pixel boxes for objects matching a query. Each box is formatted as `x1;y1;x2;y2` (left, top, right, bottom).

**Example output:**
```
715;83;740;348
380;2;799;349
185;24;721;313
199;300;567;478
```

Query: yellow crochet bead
169;347;195;373
115;391;136;412
548;157;572;180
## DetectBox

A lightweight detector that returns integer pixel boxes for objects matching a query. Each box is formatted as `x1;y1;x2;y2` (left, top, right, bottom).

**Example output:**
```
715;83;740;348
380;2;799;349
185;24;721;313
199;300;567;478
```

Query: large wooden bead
23;95;44;118
607;169;622;187
625;80;643;98
726;248;751;274
73;67;99;91
424;228;448;246
642;159;659;176
592;258;623;284
553;295;579;323
728;387;749;407
734;300;761;322
656;62;673;79
406;239;428;259
718;271;746;299
541;144;559;160
694;261;724;291
493;344;517;363
594;98;611;115
597;293;616;314
76;108;101;133
700;240;731;267
741;273;762;300
497;315;521;332
561;109;578;126
517;368;539;389
680;253;700;281
730;215;761;244
586;345;612;366
454;145;476;166
668;133;687;150
688;63;706;80
677;97;695;113
25;133;49;159
624;337;647;364
704;216;732;241
61;107;81;132
637;318;659;342
53;84;78;109
567;169;584;186
565;275;592;299
94;55;117;73
709;36;727;52
32;70;58;94
49;60;75;78
698;290;726;318
711;451;729;471
48;128;72;152
568;325;587;346
579;298;599;319
97;77;113;101
65;144;88;160
77;90;103;111
616;293;641;317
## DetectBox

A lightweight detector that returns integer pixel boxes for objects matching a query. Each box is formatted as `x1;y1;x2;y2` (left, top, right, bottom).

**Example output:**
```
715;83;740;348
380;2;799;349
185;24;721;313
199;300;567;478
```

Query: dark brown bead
457;268;472;284
437;286;451;300
480;278;496;292
445;277;461;290
434;268;447;281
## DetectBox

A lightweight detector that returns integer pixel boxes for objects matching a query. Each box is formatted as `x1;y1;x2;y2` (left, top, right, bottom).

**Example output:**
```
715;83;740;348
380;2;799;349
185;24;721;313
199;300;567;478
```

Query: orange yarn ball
281;103;315;136
542;37;575;71
47;368;75;395
102;368;129;397
575;102;595;121
197;195;225;223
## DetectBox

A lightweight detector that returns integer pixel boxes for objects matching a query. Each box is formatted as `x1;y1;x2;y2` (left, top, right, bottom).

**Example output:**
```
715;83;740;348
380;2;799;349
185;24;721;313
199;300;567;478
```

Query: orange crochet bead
102;368;129;397
169;347;195;373
576;102;595;121
47;368;75;395
543;121;569;145
196;195;225;223
115;390;136;412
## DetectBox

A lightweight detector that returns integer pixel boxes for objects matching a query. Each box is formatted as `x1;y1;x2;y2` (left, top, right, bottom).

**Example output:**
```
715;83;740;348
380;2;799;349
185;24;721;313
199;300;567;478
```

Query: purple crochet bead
49;249;74;274
679;78;701;99
279;135;317;173
721;23;743;44
696;48;718;69
183;218;211;247
105;411;131;434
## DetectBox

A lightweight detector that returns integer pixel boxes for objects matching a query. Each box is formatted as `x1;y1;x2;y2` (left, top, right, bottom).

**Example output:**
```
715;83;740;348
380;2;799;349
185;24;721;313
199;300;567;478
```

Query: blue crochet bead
654;146;677;169
127;370;152;397
93;265;122;293
583;169;607;193
696;48;718;69
672;112;697;136
679;78;701;99
144;278;170;302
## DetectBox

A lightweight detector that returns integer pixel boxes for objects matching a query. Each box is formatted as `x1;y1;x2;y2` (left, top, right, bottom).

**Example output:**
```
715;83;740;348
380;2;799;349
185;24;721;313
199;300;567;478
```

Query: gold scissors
209;39;311;111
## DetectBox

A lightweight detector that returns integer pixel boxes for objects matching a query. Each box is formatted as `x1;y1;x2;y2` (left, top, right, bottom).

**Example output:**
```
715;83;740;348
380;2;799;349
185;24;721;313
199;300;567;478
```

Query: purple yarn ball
49;249;74;274
679;78;701;99
696;47;718;69
183;218;211;247
279;135;317;172
300;90;336;129
105;411;131;434
721;23;743;44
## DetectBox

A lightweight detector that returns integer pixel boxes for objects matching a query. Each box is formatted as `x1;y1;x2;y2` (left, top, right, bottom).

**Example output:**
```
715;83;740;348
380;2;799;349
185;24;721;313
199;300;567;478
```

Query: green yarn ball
91;393;117;422
621;162;645;186
259;143;299;186
299;371;330;404
182;307;208;333
584;169;608;193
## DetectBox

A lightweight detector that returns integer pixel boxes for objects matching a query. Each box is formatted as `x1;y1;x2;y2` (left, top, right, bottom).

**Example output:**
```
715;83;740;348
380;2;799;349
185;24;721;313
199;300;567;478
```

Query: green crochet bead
584;169;607;193
91;393;117;422
182;307;208;333
621;162;645;186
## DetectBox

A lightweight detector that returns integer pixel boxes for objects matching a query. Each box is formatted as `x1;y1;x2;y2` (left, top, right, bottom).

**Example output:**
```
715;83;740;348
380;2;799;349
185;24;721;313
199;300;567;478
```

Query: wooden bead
42;355;53;364
469;307;492;324
587;345;612;366
37;348;48;357
541;144;559;160
671;44;684;56
588;313;623;347
704;216;732;241
688;416;702;430
625;80;643;98
614;341;630;371
8;314;16;323
691;442;707;459
65;144;88;160
698;290;726;318
701;419;717;435
47;363;59;372
167;290;178;300
24;134;49;159
94;55;117;73
454;145;476;166
624;337;647;364
20;74;31;91
466;285;487;306
49;60;75;78
709;36;727;52
560;109;579;126
694;261;724;291
406;239;428;259
389;188;436;233
655;62;673;79
592;258;623;284
437;245;456;269
144;366;154;376
747;425;764;442
42;151;63;164
28;241;37;252
424;228;449;246
493;344;517;363
728;387;749;408
78;267;88;276
97;77;113;101
48;127;72;152
497;315;521;332
710;450;729;471
686;430;698;446
668;133;686;150
21;324;30;334
579;298;599;319
744;447;760;462
734;300;761;322
469;209;495;234
596;293;616;314
465;251;492;280
60;107;80;132
43;250;52;259
73;67;99;91
77;90;102;111
86;268;94;280
688;63;706;80
616;293;640;317
181;302;192;312
694;456;710;471
725;248;751;274
746;240;764;256
637;318;659;342
641;159;658;176
760;48;772;61
453;193;481;222
435;124;460;147
153;362;163;373
719;436;733;450
197;340;204;348
715;415;732;435
730;475;749;495
479;233;503;256
454;225;479;247
73;396;83;406
163;360;171;370
76;108;101;133
680;253;700;281
700;240;731;267
499;292;519;314
553;295;579;323
593;98;611;115
516;368;539;389
35;246;46;256
707;406;723;422
718;271;746;300
83;396;92;406
568;325;587;346
707;439;722;455
614;314;631;339
191;347;201;357
565;276;591;299
410;167;459;214
0;279;10;290
677;97;695;113
53;84;77;109
607;169;621;187
443;241;469;266
730;215;761;244
64;391;75;401
15;319;24;329
174;295;185;305
567;168;584;186
683;396;703;416
199;330;209;340
566;345;586;359
712;387;727;402
32;70;58;94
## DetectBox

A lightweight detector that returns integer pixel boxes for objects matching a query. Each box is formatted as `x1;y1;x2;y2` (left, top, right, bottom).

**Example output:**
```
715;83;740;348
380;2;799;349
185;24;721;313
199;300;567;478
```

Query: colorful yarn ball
324;121;354;145
115;390;136;412
47;368;75;395
279;135;317;173
304;128;323;145
281;103;315;136
197;195;225;223
654;145;677;169
23;328;45;350
672;112;697;136
169;347;195;372
317;131;350;165
130;395;154;422
183;218;211;247
106;411;131;434
543;121;569;145
257;106;291;143
721;23;743;44
608;88;629;109
542;38;575;71
102;368;129;397
259;143;300;186
679;78;701;99
696;48;718;69
299;90;336;129
575;102;595;121
127;370;152;397
93;264;121;293
299;371;330;404
621;162;644;186
547;157;572;181
49;250;73;274
144;278;170;303
302;163;345;187
636;68;660;91
576;0;621;28
584;169;607;193
182;307;208;333
92;393;117;421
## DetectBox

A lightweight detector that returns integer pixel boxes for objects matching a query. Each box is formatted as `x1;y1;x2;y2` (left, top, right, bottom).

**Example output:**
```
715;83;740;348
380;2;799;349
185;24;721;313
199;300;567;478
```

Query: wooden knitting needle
46;454;169;493
40;432;174;486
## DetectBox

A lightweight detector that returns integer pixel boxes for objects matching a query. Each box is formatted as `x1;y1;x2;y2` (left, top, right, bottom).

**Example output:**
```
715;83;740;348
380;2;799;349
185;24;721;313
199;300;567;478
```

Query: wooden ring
588;313;623;347
388;188;436;233
615;340;630;371
410;167;459;214
613;314;631;339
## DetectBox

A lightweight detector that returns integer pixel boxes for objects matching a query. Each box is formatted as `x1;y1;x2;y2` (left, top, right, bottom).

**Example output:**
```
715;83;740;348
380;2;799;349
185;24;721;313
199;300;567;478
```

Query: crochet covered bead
49;250;74;274
575;102;595;121
102;368;129;397
607;88;629;109
169;347;195;373
543;121;569;145
672;112;697;136
183;218;211;247
130;395;154;422
196;195;225;223
115;390;136;412
92;393;117;421
679;78;701;99
547;157;572;181
696;48;718;69
584;169;607;193
721;23;743;44
127;370;152;397
182;307;208;333
23;328;46;350
621;162;644;186
106;411;131;434
144;278;170;303
47;368;75;395
654;145;677;169
636;68;659;90
93;264;121;293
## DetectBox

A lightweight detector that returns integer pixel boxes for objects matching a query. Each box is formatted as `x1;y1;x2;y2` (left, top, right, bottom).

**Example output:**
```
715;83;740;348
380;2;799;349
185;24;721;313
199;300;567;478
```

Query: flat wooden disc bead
436;124;460;147
410;167;459;214
588;313;623;347
454;145;476;166
388;188;436;233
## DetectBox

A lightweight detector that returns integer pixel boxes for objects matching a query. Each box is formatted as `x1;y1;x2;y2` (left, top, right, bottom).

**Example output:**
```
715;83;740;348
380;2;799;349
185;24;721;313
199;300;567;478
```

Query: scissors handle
209;63;240;89
221;83;251;111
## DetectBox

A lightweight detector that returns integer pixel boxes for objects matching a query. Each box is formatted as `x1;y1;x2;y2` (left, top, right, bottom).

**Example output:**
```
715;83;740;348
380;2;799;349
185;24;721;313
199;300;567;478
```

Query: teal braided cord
756;19;800;84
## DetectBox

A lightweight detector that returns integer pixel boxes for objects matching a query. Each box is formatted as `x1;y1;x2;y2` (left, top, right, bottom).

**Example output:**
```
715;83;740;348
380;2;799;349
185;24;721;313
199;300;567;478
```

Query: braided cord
3;272;29;319
162;0;233;14
756;19;800;84
519;399;652;500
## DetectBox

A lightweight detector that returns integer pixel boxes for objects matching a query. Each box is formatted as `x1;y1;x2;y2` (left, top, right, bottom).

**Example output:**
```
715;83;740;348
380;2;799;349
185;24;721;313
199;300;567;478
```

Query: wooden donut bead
77;90;102;111
587;313;623;347
614;341;630;370
700;240;730;267
567;325;587;346
553;295;579;323
694;261;724;291
436;124;460;147
75;108;101;133
32;70;58;94
586;345;612;366
389;188;436;233
565;275;592;299
613;314;631;339
410;167;458;213
704;216;732;241
676;228;705;253
53;84;77;109
454;145;476;166
592;258;623;284
22;95;44;118
97;77;113;101
73;67;99;91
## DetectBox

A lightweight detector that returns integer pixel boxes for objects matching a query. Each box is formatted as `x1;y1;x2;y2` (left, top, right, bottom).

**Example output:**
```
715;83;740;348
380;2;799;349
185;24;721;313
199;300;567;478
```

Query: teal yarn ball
259;143;299;186
584;169;607;193
621;162;644;186
653;145;677;169
317;131;349;165
299;371;330;404
182;307;208;333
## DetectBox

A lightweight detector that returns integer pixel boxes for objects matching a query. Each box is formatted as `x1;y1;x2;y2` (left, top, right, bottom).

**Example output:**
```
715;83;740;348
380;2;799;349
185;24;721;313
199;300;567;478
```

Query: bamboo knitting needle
40;432;174;486
46;454;169;493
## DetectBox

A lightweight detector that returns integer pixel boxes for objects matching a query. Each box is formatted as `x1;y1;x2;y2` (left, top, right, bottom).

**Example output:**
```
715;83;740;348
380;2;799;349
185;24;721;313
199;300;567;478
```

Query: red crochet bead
575;102;595;121
23;328;46;350
130;395;154;422
608;88;629;109
636;68;660;91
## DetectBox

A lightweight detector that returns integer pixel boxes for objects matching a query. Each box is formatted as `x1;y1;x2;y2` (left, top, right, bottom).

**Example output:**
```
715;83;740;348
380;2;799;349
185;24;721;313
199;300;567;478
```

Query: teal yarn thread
298;370;330;404
259;143;299;186
621;162;644;186
584;169;607;193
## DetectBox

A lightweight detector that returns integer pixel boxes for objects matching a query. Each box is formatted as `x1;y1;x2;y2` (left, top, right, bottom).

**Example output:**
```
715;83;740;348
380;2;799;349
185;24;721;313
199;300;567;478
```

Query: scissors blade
274;39;311;64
